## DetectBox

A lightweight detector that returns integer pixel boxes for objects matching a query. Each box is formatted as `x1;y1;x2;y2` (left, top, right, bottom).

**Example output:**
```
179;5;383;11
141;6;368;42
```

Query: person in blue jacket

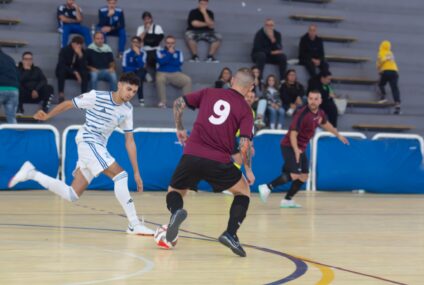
122;36;148;106
97;0;126;57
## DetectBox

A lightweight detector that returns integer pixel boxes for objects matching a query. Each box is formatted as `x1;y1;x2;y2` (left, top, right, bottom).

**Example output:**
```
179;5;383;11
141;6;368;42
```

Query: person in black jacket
18;52;54;114
280;69;305;117
298;25;329;78
55;36;89;102
307;70;338;127
251;19;287;80
0;47;19;123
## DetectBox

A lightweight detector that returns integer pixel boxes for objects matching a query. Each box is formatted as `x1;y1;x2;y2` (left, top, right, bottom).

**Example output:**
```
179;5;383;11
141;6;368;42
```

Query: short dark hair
131;36;142;42
308;90;322;97
22;51;33;58
119;72;140;87
71;35;84;45
142;11;152;19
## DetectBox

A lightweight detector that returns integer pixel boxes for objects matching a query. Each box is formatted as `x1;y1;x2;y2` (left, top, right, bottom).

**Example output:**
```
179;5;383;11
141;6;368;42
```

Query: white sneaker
258;184;271;203
8;161;35;188
280;199;301;208
127;223;155;236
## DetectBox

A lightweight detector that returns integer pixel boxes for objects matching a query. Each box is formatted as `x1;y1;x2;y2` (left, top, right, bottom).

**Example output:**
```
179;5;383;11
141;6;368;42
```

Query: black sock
166;191;183;214
268;172;292;190
285;180;304;200
227;195;250;236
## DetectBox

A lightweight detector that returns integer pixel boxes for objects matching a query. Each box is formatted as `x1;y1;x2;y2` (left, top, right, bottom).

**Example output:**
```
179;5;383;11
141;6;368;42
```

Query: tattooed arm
239;137;255;185
173;97;188;146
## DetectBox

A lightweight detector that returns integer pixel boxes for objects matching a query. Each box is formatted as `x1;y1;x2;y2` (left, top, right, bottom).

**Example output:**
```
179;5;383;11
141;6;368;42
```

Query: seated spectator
17;52;54;114
377;40;401;114
264;75;284;129
137;11;164;75
251;65;265;99
308;70;338;127
55;35;89;102
87;32;118;91
299;24;329;78
185;0;221;63
156;35;192;108
57;0;92;48
0;48;19;124
214;67;232;89
280;69;305;117
251;18;287;80
97;0;126;57
122;36;148;106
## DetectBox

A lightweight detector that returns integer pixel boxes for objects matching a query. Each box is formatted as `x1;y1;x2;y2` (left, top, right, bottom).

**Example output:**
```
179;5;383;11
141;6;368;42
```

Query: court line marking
0;238;154;285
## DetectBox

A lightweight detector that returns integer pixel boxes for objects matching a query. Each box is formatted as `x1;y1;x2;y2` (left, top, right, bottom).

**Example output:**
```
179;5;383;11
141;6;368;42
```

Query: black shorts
281;146;309;174
170;154;242;192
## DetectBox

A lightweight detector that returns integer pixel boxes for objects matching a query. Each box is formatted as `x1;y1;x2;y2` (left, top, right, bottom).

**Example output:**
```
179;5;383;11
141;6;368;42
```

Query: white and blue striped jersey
72;90;133;146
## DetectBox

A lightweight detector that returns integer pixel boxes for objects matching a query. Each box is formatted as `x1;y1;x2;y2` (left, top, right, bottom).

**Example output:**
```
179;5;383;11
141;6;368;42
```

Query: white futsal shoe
127;222;155;236
8;161;35;188
280;199;301;208
258;184;271;203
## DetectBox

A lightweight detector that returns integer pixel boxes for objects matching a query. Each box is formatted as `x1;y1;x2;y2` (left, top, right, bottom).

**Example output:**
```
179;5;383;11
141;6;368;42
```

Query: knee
300;174;308;183
156;73;166;84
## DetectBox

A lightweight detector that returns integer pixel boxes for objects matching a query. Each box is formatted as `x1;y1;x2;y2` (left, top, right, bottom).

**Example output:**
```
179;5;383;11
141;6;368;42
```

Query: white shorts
74;142;115;183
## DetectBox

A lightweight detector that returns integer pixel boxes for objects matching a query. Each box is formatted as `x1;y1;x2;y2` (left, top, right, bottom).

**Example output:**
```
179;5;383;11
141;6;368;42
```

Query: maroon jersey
281;106;327;151
183;88;254;163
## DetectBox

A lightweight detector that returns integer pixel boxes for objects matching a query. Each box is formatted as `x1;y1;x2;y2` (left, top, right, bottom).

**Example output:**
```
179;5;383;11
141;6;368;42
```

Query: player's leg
165;187;188;243
8;161;83;202
102;162;154;236
280;152;309;208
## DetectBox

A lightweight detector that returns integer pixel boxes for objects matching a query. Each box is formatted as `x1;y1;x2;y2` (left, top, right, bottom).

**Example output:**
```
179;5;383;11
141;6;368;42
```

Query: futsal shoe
280;199;302;208
218;231;246;257
8;161;35;188
127;223;155;236
166;209;187;243
258;184;271;203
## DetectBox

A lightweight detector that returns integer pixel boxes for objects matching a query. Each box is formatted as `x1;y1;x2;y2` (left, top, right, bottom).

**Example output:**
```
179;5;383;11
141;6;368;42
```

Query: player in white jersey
8;73;154;235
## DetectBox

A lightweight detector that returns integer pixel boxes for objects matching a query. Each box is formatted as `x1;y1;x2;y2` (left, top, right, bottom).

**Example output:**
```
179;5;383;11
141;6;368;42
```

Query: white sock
33;171;79;202
113;171;140;226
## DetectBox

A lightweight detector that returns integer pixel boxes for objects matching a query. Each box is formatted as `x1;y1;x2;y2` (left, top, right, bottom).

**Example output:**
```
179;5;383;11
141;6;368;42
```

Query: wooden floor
0;190;423;285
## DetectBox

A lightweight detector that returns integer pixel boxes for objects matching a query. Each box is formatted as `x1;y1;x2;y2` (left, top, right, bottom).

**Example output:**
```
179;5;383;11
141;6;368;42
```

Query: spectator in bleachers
57;0;92;48
17;52;54;114
185;0;221;63
377;40;401;115
280;69;305;117
56;36;89;103
137;11;164;76
264;74;284;129
251;66;265;98
87;32;118;91
0;48;19;124
214;67;232;89
298;24;329;78
122;36;148;106
251;18;287;81
156;35;192;108
97;0;126;57
308;70;338;127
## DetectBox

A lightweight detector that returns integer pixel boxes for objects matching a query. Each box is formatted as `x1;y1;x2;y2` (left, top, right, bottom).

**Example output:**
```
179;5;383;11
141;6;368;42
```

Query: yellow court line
295;255;335;285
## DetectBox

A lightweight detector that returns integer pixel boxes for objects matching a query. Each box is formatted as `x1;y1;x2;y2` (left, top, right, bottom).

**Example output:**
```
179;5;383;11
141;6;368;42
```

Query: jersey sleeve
183;89;207;110
72;90;96;110
120;107;133;132
239;107;254;139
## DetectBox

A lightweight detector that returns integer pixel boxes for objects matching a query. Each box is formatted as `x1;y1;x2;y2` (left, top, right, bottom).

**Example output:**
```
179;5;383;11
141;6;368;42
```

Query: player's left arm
33;100;74;121
320;121;349;145
173;96;188;146
124;132;143;192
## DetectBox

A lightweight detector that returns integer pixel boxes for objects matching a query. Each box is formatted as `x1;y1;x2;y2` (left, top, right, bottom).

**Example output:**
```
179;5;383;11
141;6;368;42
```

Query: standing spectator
98;0;126;57
17;52;54;114
56;36;89;103
122;36;148;106
280;69;305;117
57;0;92;48
298;24;329;78
251;18;287;80
0;48;19;123
87;32;118;91
214;67;232;89
185;0;221;63
264;75;284;129
156;35;192;108
308;70;338;127
377;40;401;114
137;11;164;75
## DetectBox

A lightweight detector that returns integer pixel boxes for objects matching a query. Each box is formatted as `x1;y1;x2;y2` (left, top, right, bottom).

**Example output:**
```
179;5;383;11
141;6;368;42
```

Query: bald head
230;68;254;96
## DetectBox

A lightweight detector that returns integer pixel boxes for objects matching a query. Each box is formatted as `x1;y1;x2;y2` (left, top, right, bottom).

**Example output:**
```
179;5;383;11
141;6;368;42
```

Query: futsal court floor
0;190;422;285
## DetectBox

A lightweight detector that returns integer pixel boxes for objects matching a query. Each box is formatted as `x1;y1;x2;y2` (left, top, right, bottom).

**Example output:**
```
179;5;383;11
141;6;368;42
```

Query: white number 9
208;99;231;125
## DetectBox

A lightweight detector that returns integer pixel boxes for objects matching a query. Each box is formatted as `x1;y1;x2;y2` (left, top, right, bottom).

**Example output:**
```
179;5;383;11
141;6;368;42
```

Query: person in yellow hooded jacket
376;40;401;114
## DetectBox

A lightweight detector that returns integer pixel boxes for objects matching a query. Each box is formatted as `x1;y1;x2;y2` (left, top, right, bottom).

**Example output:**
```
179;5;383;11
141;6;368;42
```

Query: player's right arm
289;130;302;163
33;100;74;121
173;96;188;146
